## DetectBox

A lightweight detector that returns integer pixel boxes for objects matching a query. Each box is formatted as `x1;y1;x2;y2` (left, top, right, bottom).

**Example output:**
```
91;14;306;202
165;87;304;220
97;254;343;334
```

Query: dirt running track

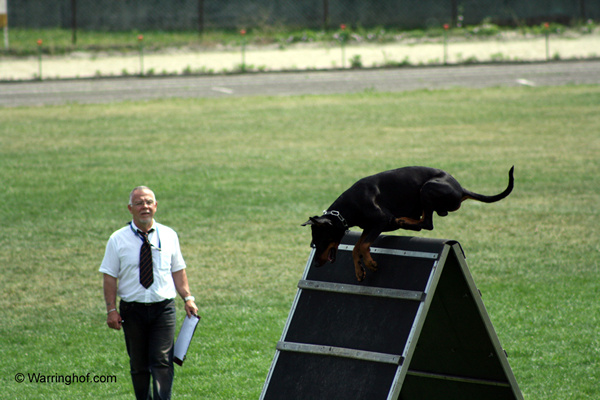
1;60;599;107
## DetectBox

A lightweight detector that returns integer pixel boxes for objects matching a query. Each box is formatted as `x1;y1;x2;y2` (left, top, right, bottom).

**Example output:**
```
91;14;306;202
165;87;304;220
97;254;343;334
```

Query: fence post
579;0;586;20
138;35;144;76
544;22;550;61
443;24;449;65
240;29;247;72
339;24;347;68
36;39;43;80
71;0;77;45
450;0;458;27
1;0;8;49
322;0;329;30
198;0;204;34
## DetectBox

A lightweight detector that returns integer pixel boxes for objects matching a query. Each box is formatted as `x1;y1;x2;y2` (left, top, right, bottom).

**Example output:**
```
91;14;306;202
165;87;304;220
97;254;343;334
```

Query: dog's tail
462;166;514;203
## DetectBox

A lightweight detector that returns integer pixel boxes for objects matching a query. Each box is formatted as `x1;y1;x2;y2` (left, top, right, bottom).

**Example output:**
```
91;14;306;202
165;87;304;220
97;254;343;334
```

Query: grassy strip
0;86;599;398
2;21;597;56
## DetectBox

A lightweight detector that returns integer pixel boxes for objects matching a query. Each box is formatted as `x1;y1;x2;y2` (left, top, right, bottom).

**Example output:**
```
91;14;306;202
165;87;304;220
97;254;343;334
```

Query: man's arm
103;274;123;330
172;269;199;318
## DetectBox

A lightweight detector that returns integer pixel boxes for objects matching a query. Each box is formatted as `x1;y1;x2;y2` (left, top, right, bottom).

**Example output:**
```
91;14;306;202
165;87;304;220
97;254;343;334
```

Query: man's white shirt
100;220;186;303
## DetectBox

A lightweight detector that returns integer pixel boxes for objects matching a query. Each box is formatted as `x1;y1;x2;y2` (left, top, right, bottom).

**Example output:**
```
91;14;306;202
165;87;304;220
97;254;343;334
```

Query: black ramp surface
285;289;421;355
306;244;438;291
265;352;397;400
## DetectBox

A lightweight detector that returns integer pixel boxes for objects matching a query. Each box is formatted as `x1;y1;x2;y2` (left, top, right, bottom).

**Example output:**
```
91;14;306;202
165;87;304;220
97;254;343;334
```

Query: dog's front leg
351;249;366;281
352;232;379;281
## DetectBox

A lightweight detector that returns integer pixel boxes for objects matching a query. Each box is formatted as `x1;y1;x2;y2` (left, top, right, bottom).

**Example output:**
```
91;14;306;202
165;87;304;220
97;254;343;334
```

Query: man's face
128;189;157;227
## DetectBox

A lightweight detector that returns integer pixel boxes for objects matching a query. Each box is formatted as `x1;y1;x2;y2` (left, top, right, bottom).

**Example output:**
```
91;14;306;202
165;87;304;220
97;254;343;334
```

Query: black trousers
120;299;176;400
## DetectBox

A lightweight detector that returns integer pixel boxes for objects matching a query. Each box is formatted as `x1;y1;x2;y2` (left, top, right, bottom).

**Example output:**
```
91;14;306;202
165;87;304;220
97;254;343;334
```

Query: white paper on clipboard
174;314;200;366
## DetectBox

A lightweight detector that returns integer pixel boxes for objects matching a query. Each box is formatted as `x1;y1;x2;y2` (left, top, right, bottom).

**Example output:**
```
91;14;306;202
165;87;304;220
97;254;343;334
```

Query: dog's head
302;216;346;267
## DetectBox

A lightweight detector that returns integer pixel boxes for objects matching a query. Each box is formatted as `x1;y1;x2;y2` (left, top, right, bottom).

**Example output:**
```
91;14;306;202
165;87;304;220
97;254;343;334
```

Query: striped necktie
138;230;154;289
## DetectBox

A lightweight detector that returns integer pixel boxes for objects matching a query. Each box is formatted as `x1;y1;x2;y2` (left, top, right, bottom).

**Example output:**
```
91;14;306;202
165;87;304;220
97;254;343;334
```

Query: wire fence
7;0;599;32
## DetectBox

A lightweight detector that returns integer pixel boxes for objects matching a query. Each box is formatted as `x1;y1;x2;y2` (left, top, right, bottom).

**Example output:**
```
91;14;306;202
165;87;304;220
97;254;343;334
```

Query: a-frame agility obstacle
260;231;523;400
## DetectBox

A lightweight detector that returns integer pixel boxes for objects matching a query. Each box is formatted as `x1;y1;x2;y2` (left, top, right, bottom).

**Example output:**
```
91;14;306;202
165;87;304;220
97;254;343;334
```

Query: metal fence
7;0;599;32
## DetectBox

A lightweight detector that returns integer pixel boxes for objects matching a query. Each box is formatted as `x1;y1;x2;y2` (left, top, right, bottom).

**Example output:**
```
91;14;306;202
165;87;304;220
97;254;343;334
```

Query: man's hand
184;300;199;319
107;310;123;330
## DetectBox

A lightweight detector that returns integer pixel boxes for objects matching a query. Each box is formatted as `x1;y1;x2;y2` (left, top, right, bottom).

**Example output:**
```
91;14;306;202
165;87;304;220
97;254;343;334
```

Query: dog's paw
366;259;378;272
354;264;366;282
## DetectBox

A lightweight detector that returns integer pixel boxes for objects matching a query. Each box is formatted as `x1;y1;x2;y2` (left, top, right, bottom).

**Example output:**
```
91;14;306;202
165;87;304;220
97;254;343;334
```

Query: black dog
303;166;514;281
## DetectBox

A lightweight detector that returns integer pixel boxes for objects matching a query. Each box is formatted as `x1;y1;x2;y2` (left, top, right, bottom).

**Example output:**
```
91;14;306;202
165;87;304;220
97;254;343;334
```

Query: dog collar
323;210;349;230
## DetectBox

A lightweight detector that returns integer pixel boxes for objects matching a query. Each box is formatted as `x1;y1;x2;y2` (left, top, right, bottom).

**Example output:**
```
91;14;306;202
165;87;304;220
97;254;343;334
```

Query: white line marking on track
516;79;536;87
211;87;234;94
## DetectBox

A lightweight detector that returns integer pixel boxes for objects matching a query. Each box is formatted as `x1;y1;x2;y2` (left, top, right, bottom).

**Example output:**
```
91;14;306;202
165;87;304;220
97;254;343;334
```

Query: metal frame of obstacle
260;231;523;400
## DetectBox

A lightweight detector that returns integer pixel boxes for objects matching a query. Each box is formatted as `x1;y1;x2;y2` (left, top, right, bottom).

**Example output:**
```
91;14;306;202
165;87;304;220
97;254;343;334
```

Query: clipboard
174;314;201;366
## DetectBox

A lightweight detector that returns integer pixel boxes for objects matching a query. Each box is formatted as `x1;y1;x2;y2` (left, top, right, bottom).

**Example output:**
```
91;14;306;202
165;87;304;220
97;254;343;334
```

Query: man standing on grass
100;186;199;400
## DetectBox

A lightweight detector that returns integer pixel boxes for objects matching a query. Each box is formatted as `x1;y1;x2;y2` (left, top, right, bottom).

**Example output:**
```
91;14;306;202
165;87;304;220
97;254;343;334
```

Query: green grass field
1;85;599;399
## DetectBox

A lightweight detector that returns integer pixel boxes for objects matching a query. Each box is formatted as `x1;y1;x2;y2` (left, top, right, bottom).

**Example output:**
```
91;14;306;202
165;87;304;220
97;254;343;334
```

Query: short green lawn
1;85;598;399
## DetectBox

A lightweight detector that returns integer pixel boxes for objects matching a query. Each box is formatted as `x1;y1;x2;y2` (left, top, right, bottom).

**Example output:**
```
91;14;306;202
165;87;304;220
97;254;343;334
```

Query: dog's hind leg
396;210;434;231
397;179;463;231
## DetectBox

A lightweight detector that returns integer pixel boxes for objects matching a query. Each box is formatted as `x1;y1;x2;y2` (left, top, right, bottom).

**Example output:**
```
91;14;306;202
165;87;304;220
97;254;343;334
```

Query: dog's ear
302;216;332;227
301;216;319;226
301;218;314;226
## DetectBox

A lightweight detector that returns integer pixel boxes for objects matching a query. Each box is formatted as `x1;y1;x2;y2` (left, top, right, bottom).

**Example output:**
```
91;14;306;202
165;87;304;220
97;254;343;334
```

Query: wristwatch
184;296;195;302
